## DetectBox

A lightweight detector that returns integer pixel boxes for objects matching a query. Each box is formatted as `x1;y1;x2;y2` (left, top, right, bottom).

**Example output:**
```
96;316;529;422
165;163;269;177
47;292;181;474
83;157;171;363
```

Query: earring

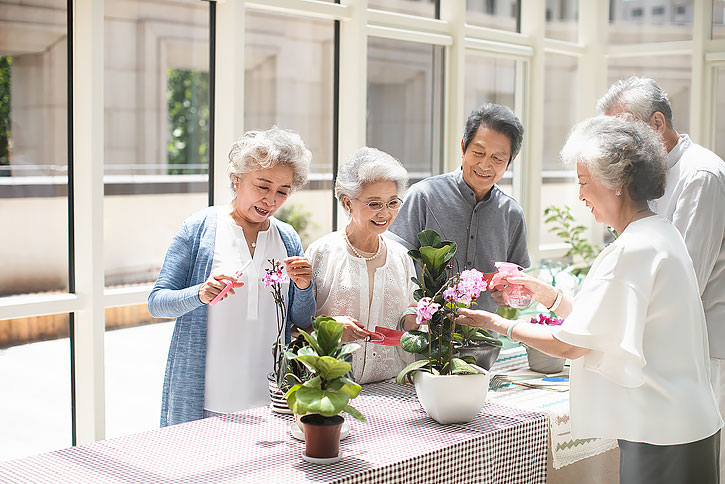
616;190;622;197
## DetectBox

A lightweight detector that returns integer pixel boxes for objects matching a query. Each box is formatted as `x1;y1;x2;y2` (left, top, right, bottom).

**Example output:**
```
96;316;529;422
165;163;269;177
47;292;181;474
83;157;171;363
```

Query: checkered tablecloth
0;381;547;484
487;346;618;469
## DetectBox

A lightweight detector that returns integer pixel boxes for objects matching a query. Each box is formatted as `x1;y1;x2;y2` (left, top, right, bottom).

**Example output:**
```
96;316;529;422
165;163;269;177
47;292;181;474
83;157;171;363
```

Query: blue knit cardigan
148;206;315;427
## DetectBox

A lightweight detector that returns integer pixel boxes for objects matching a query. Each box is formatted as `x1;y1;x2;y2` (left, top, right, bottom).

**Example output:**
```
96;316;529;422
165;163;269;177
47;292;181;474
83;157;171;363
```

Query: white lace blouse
305;231;417;384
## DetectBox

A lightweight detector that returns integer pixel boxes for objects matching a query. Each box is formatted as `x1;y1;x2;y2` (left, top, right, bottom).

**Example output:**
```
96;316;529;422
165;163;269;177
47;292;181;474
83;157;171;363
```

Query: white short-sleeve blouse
554;215;723;445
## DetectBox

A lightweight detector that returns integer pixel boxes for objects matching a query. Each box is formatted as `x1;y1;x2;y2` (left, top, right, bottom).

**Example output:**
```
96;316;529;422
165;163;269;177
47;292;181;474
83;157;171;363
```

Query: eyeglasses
353;197;404;212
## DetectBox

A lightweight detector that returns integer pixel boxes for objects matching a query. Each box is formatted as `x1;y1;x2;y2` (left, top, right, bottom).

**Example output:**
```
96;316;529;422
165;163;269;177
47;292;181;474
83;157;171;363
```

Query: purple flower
416;297;441;325
530;313;563;326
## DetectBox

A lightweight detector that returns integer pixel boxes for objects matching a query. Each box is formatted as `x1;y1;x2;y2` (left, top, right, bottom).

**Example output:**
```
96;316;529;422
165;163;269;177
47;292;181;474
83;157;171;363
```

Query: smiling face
345;180;400;238
576;162;620;227
461;125;511;201
232;165;294;226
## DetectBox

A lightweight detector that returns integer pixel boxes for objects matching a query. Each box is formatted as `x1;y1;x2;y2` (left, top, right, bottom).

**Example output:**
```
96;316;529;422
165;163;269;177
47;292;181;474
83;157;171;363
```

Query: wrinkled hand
198;273;244;305
499;272;557;307
284;256;312;290
456;307;500;332
491;290;506;306
334;316;369;342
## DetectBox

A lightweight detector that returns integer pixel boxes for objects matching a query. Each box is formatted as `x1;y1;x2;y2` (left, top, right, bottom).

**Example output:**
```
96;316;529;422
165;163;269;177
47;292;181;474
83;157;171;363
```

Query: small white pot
413;365;490;424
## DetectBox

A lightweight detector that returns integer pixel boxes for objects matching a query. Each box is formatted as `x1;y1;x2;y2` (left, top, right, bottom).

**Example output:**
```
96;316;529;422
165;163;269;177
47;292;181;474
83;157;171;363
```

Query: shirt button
467;261;472;266
470;235;474;239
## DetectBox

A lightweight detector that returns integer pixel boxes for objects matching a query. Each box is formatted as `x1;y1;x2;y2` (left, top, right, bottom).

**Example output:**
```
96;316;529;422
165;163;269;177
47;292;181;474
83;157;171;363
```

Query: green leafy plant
284;316;366;422
275;204;318;247
396;230;497;384
544;205;601;276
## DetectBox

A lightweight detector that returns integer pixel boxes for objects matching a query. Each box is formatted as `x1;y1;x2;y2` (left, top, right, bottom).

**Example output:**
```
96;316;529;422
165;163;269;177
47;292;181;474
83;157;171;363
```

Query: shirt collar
667;134;691;170
455;167;494;204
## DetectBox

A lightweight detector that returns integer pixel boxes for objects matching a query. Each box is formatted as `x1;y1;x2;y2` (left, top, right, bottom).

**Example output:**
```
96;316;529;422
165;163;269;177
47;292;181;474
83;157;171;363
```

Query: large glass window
466;0;519;31
608;55;692;133
609;0;694;43
368;0;436;19
367;38;440;184
715;1;725;39
463;53;516;192
0;316;71;461
715;66;725;159
245;9;335;247
545;0;577;42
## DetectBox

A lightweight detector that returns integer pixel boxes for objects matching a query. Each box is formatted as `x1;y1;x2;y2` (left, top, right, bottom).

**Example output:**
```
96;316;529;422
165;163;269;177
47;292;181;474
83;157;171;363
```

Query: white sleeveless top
204;206;289;413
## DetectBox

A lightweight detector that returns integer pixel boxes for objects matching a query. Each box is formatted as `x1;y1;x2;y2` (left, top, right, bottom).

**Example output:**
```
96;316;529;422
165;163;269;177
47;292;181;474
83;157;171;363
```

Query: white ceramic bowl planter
413;366;490;424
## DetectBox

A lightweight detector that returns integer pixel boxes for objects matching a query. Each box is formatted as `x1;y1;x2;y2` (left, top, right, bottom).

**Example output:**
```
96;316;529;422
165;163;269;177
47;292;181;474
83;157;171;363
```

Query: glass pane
245;10;335;247
607;55;691;133
609;0;694;43
715;66;725;159
545;0;578;42
714;1;725;39
463;53;517;191
0;6;69;297
0;316;71;461
466;0;519;32
367;38;439;187
103;0;210;288
368;0;436;18
105;307;174;439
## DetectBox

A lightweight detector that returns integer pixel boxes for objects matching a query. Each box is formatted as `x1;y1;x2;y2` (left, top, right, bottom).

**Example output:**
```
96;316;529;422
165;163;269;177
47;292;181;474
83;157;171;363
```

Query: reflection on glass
367;37;438;182
0;317;71;461
368;0;436;18
545;0;577;41
245;9;335;244
466;0;519;32
0;4;69;297
607;55;691;133
463;54;516;190
103;0;210;288
609;0;693;43
714;1;725;39
716;67;725;159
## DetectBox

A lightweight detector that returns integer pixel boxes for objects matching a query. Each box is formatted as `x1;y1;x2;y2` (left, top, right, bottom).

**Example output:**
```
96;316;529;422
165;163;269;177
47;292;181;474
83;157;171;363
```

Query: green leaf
326;376;361;398
400;330;429;353
396;359;433;384
335;342;361;360
343;404;367;422
314;317;344;356
292;386;350;417
417;229;443;248
419;245;454;275
299;330;323;356
313;355;351;380
448;357;481;375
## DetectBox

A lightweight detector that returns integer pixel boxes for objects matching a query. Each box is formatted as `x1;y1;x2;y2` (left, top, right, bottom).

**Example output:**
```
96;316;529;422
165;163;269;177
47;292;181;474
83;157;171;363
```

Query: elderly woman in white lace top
305;147;418;384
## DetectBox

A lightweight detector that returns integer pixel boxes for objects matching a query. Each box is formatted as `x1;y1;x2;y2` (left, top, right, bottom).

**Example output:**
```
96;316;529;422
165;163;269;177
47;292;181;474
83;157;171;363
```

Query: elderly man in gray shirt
388;103;530;313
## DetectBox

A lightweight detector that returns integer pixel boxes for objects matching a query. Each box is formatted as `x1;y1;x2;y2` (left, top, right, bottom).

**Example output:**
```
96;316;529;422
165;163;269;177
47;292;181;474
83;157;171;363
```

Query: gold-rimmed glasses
353;197;404;212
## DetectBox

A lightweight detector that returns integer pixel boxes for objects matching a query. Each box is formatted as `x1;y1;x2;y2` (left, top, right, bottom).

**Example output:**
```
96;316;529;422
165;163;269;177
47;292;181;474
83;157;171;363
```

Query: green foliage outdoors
275;204;318;247
0;56;12;175
544;205;601;276
167;69;209;174
284;316;366;421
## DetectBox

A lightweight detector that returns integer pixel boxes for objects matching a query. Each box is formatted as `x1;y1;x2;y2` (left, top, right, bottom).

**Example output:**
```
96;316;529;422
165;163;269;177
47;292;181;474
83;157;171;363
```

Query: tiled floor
0;321;174;462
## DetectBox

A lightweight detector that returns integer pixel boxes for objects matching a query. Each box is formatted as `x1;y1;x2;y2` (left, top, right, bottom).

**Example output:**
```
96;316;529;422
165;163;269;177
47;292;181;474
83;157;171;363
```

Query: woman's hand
493;272;559;309
284;256;312;290
456;308;504;333
198;273;245;305
334;316;369;342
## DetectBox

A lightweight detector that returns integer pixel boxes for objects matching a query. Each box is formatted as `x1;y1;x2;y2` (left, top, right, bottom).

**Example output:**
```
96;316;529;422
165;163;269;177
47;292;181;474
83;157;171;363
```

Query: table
488;346;619;484
0;382;547;484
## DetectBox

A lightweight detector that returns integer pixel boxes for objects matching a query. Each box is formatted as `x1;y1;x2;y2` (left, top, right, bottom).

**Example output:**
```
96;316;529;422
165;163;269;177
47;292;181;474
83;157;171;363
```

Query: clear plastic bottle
492;262;533;309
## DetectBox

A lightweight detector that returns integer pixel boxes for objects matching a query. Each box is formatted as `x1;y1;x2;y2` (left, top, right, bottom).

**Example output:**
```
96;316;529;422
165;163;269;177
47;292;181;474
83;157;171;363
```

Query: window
715;66;725;160
652;6;665;16
609;0;693;43
545;0;578;42
467;0;519;32
368;0;437;18
714;0;725;39
367;38;440;183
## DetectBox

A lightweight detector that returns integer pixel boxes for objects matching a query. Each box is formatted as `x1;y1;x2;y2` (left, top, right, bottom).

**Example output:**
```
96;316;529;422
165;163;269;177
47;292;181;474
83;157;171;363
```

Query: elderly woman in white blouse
457;116;722;484
305;147;418;384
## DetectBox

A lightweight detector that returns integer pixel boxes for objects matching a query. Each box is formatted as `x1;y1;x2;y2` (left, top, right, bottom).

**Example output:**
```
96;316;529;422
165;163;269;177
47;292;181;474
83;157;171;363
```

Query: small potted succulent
525;313;566;373
284;316;366;460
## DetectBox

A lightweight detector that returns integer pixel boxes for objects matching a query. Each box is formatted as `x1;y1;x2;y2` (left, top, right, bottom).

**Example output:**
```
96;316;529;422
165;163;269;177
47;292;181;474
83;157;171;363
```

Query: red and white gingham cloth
0;382;547;483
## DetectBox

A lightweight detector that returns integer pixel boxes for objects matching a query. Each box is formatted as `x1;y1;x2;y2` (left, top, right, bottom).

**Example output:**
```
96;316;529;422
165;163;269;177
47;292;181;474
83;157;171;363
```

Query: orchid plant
396;230;501;384
262;259;291;387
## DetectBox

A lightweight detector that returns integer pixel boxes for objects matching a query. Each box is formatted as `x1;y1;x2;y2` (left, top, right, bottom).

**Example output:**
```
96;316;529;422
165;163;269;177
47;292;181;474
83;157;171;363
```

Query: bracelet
506;320;521;341
547;288;563;313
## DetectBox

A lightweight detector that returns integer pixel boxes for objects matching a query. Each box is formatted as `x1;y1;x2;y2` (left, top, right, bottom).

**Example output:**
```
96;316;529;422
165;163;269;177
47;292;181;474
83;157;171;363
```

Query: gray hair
335;147;408;207
227;126;311;193
596;76;674;128
560;115;667;202
462;103;524;165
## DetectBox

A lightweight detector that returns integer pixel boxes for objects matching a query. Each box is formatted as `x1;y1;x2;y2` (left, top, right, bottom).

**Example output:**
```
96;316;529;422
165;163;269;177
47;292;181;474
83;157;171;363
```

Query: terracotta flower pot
525;346;565;374
300;414;344;459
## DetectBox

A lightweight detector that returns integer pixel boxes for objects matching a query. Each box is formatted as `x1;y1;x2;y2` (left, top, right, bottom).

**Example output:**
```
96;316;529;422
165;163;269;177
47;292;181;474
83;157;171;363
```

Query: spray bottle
489;262;533;309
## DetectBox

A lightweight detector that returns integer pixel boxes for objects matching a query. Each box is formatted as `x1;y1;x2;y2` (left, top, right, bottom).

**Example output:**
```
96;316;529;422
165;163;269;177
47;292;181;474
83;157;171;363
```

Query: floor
0;321;174;462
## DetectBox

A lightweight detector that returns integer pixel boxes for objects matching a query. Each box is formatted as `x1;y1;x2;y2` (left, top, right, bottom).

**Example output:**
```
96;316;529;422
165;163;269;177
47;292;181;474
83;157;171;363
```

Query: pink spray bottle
489;262;533;309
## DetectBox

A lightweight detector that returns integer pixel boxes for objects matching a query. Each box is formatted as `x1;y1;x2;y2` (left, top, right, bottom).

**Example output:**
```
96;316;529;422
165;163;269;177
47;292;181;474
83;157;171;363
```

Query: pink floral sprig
530;313;563;326
442;269;487;305
416;297;441;325
263;259;290;378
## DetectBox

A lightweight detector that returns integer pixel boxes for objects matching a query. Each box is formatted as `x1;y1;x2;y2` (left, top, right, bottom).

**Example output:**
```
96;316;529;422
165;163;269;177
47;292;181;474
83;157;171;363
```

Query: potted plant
285;316;366;460
395;230;493;424
454;324;503;370
524;313;566;373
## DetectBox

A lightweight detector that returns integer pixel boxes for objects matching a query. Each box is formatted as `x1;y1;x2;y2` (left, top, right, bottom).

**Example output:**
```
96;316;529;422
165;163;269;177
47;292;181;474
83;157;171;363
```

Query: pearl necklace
342;231;383;261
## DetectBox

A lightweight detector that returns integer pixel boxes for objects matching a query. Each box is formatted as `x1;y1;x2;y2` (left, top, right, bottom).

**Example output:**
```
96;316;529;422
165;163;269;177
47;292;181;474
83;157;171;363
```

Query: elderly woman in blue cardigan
149;126;316;427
